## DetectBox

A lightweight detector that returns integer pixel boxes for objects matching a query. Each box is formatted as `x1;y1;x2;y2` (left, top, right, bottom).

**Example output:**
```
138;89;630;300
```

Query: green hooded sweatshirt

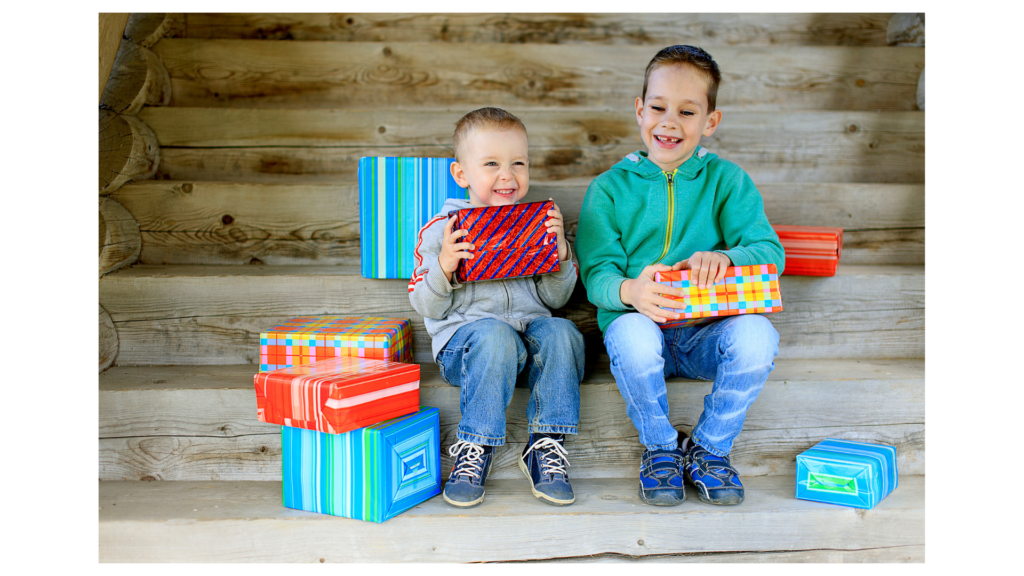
575;146;785;334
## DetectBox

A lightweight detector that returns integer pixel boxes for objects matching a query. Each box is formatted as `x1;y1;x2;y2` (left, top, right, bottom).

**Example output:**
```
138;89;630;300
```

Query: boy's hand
672;251;732;290
544;199;568;261
619;264;687;324
438;215;474;282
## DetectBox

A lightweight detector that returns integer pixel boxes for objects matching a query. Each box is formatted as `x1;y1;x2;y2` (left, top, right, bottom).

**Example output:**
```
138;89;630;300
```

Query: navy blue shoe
638;445;686;506
443;440;494;508
682;439;745;505
519;433;575;506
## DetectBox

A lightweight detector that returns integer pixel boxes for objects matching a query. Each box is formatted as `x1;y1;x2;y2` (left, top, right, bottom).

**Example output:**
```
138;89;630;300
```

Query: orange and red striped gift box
773;225;843;277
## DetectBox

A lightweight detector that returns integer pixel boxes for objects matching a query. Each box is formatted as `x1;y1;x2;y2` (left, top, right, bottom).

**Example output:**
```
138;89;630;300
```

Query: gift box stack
653;264;783;329
773;225;844;277
254;316;442;522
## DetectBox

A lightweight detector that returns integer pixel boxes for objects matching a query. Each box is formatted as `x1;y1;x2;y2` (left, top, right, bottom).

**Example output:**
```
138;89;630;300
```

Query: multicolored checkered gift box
358;157;468;279
259;316;412;372
653;264;783;329
796;438;898;509
283;407;442;522
450;200;559;283
255;355;420;435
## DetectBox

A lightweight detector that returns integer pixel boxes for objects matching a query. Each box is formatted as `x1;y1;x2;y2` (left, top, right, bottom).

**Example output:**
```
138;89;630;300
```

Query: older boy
576;46;785;507
409;107;584;509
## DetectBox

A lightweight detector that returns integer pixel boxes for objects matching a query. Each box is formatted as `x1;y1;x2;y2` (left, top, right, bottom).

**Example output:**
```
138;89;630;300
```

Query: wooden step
98;475;924;562
171;13;896;47
146;108;924;183
99;264;923;366
153;40;922;111
99;359;924;482
112;180;923;266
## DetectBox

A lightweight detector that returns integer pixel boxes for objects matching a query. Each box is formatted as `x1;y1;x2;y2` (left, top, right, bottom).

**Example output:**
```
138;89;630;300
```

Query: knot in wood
847;124;858;133
383;47;393;57
182;183;193;194
588;134;598;143
346;17;354;25
260;446;268;453
378;126;386;134
637;539;645;546
222;214;234;225
856;79;866;87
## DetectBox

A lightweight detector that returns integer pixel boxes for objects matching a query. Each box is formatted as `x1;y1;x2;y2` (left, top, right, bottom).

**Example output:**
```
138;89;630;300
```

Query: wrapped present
255;356;419;434
259;316;412;372
283;407;442;522
795;438;898;509
653;264;783;329
773;225;843;277
450;200;559;283
358;157;468;279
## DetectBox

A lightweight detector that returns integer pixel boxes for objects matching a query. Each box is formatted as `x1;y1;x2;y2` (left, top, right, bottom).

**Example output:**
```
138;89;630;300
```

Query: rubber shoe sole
442;459;492;509
637;482;686;506
688;478;744;506
519;457;575;506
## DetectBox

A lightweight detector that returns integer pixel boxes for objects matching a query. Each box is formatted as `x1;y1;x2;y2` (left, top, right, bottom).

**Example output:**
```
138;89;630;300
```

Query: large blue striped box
358;157;467;279
795;438;898;509
282;406;442;522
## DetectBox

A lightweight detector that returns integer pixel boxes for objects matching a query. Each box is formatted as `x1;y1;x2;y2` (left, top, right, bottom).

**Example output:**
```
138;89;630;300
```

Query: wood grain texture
100;111;160;194
887;14;924;46
178;13;895;46
100;41;172;115
98;359;924;481
99;305;118;372
99;13;130;102
152;40;922;111
124;13;175;48
113;180;922;266
98;476;924;562
146;109;923;184
99;265;923;365
99;197;141;276
535;546;924;563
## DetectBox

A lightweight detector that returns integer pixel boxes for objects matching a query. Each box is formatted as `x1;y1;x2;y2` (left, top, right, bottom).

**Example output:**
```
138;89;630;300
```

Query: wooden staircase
98;13;924;562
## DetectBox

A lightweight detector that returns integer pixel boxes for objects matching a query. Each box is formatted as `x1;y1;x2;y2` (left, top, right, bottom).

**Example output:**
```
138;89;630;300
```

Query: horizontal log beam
99;305;119;372
100;111;160;194
100;40;171;115
99;197;141;276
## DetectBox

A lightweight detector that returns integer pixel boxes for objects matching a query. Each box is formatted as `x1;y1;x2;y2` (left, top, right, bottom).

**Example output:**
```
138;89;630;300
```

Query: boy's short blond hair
453;107;527;161
641;45;722;111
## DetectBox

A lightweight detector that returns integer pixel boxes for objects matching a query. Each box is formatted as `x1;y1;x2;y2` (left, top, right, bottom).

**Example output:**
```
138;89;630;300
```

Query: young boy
575;46;785;507
408;107;584;509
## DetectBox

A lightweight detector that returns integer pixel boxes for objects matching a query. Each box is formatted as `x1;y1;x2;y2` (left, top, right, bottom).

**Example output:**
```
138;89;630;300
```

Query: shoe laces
528;436;570;478
448;440;487;481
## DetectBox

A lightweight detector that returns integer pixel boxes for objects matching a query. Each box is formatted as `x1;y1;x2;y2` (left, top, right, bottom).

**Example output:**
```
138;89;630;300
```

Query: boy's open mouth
654;135;682;145
492;188;517;196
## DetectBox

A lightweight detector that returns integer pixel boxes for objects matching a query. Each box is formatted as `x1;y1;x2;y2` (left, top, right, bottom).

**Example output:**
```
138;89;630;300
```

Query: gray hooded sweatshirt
408;198;579;360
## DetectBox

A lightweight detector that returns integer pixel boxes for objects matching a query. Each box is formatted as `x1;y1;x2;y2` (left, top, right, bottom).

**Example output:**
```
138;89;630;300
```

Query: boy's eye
682;111;694;116
651;105;665;111
485;161;498;166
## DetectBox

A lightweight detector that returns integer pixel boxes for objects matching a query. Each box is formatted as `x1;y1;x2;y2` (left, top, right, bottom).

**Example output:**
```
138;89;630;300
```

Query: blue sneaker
442;440;493;508
519;433;575;506
638;445;686;506
682;439;745;505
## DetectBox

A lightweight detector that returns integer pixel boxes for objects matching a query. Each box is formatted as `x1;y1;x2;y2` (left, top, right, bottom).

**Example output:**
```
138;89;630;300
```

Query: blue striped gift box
358;157;467;279
795;438;898;509
282;406;442;522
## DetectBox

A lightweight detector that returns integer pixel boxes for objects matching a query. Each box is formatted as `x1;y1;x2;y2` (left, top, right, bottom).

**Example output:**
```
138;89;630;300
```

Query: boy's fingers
672;260;689;271
445;215;457;235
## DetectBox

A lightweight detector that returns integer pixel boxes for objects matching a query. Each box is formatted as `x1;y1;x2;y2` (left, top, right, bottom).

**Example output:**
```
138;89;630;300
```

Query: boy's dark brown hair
452;107;527;161
641;45;722;111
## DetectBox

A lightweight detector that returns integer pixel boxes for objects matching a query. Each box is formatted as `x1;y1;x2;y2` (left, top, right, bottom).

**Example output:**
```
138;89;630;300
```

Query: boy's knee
721;315;779;366
464;319;524;362
538;317;585;352
605;313;663;361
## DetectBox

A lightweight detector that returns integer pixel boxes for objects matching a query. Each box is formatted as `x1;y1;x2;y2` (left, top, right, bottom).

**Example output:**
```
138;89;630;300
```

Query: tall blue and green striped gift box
282;406;442;522
358;157;467;278
795;438;898;509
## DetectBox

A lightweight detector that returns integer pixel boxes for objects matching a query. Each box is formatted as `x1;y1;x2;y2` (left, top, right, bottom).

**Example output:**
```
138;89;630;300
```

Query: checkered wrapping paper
283;407;442;522
450;201;559;283
255;355;420;435
259;316;412;372
358;157;468;279
653;264;783;329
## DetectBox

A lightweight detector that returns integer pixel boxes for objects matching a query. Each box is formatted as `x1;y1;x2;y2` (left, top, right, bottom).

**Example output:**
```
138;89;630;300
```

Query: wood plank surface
113;180;922;265
99;13;130;102
98;360;924;481
176;13;895;46
98;476;925;562
100;41;171;115
98;197;141;276
535;546;924;563
146;109;923;183
153;40;923;110
100;111;160;194
99;305;118;372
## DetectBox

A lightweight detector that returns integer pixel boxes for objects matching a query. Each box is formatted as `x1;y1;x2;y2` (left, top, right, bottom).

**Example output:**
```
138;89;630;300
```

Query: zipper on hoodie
654;169;677;264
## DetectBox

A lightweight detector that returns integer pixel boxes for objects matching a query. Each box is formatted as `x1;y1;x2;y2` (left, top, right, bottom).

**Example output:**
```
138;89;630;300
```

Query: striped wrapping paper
259;316;412;373
796;438;898;509
283;407;442;522
773;225;844;277
358;157;468;279
451;201;559;283
653;264;783;329
255;356;420;435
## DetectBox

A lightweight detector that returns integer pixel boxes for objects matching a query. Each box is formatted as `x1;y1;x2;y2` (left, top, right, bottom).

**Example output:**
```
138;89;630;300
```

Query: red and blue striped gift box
450;200;559;283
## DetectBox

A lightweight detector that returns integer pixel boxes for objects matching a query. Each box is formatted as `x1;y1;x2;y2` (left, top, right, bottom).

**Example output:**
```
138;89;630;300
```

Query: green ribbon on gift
807;473;858;495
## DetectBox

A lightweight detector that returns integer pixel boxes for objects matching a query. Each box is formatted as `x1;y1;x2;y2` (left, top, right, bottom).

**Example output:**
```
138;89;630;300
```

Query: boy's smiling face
451;127;530;207
635;64;722;173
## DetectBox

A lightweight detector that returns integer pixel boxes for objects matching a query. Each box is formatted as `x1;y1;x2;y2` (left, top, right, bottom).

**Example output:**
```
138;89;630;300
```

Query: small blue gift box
795;438;898;509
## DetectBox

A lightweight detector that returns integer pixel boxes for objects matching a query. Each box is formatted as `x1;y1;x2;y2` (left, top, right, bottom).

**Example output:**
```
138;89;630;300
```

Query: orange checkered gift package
259;316;412;372
653;264;783;329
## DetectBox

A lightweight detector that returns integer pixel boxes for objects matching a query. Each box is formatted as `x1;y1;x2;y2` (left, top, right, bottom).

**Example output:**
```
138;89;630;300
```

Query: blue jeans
436;317;584;447
604;313;779;457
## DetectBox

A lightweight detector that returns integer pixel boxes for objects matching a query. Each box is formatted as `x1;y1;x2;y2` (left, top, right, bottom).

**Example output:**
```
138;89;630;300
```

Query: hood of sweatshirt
440;196;477;218
611;145;717;182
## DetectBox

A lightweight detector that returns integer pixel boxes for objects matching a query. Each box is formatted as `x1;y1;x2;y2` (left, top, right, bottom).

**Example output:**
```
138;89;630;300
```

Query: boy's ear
635;97;645;125
450;160;469;188
702;109;723;137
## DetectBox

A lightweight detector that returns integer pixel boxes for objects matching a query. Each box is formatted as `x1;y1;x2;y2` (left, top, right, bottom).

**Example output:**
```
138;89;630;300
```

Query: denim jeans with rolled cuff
436;317;584;447
603;312;779;457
